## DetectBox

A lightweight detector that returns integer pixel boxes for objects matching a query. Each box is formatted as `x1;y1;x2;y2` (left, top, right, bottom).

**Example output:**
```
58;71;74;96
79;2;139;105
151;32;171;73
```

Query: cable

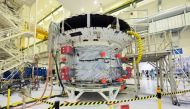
13;53;54;109
53;51;65;93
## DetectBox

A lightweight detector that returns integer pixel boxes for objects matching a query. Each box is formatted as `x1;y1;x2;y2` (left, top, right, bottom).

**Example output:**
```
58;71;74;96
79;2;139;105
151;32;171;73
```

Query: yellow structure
157;86;162;109
7;86;11;109
127;31;143;64
36;27;48;40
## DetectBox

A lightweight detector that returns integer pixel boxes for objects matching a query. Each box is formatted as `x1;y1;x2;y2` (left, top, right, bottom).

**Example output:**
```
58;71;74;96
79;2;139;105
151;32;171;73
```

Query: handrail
173;49;189;79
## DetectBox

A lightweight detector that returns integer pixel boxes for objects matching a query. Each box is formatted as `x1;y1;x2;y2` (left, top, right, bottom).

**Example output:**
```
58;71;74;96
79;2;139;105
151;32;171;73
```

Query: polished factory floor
0;77;190;109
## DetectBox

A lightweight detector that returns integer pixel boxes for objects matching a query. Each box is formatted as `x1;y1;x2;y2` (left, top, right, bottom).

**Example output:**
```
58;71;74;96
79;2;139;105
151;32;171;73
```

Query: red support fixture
120;85;126;91
61;45;73;54
121;105;130;109
116;77;123;83
121;56;128;62
123;67;132;79
115;53;121;59
61;66;70;80
100;51;106;58
60;57;67;63
101;78;107;84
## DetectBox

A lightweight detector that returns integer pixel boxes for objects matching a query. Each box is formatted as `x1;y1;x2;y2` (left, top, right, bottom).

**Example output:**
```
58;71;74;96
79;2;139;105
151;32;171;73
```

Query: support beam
159;58;164;91
133;57;139;96
136;63;140;89
156;61;160;87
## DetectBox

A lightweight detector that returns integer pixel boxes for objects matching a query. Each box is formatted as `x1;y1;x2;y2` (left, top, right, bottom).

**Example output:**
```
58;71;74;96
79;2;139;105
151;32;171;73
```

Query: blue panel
23;67;47;77
174;48;183;54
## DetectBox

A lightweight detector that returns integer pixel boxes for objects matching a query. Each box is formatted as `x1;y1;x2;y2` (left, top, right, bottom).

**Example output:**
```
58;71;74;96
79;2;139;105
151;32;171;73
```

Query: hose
127;31;143;64
52;51;65;93
13;53;54;109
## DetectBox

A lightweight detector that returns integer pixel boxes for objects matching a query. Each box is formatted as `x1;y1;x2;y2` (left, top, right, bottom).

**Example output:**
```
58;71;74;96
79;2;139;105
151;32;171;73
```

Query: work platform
126;51;171;62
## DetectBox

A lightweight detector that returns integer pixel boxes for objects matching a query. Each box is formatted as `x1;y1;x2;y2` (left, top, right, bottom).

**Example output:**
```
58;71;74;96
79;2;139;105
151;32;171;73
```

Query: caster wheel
135;95;139;98
172;102;177;105
177;103;180;106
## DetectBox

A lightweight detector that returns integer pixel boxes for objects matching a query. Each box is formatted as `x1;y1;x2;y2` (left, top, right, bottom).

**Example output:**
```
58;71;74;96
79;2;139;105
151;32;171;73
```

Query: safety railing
0;4;21;25
142;32;172;54
0;54;24;74
173;49;190;90
0;27;20;38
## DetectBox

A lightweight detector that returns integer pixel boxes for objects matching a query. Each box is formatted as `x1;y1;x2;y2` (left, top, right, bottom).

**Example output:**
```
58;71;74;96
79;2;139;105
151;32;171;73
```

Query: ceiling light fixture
94;0;98;5
100;7;103;13
99;3;103;13
81;8;84;12
39;21;43;25
49;0;53;4
40;9;43;12
45;16;51;21
57;7;63;12
53;11;59;15
45;4;48;8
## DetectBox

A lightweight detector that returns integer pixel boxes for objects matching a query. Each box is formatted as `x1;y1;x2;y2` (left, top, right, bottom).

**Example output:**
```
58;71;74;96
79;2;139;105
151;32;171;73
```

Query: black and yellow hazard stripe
56;94;157;107
1;95;61;109
46;89;190;108
162;90;190;96
24;95;55;105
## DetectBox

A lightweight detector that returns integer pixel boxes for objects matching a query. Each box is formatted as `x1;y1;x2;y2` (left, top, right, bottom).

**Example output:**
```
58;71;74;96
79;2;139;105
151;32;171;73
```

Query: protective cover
71;45;126;82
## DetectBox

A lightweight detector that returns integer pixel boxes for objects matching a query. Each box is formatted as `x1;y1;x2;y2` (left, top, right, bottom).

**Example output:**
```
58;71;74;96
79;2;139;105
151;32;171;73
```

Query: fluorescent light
39;22;43;25
99;3;103;13
45;16;51;21
49;0;53;4
53;11;59;15
45;4;48;8
100;7;103;13
57;7;63;12
94;0;98;5
81;8;84;12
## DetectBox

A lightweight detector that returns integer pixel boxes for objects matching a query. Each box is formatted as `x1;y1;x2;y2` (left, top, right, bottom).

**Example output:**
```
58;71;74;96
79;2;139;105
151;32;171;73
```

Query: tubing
13;53;54;109
53;52;65;93
127;31;143;64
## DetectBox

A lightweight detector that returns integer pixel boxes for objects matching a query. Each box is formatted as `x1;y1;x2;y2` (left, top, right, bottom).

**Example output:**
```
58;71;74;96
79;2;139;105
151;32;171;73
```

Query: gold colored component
36;27;48;40
127;31;143;64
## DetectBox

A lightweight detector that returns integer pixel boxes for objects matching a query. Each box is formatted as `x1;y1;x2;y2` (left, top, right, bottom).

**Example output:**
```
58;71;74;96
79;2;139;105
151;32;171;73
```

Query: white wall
139;62;154;71
179;27;190;57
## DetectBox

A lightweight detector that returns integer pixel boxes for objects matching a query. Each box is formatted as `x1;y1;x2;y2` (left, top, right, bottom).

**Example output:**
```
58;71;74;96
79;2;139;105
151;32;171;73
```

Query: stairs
0;54;24;74
0;3;21;28
0;26;34;74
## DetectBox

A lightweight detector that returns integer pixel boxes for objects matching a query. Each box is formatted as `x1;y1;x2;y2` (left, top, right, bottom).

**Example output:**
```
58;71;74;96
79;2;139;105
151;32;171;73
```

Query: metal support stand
136;63;140;89
22;94;26;109
156;61;160;87
64;85;120;102
133;57;139;97
54;101;60;109
168;54;180;106
159;59;164;91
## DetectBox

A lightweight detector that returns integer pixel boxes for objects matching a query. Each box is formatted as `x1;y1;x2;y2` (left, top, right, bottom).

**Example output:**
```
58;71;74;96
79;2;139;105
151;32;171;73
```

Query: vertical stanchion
7;85;11;109
108;105;113;109
157;86;162;109
54;101;60;109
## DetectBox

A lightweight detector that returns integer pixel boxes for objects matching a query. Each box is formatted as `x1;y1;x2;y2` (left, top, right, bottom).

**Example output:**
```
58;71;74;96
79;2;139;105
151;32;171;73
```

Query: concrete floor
0;77;190;109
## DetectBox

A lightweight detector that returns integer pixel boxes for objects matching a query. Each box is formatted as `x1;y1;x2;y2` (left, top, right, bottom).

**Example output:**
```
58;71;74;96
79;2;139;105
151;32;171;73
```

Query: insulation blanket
73;45;124;82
